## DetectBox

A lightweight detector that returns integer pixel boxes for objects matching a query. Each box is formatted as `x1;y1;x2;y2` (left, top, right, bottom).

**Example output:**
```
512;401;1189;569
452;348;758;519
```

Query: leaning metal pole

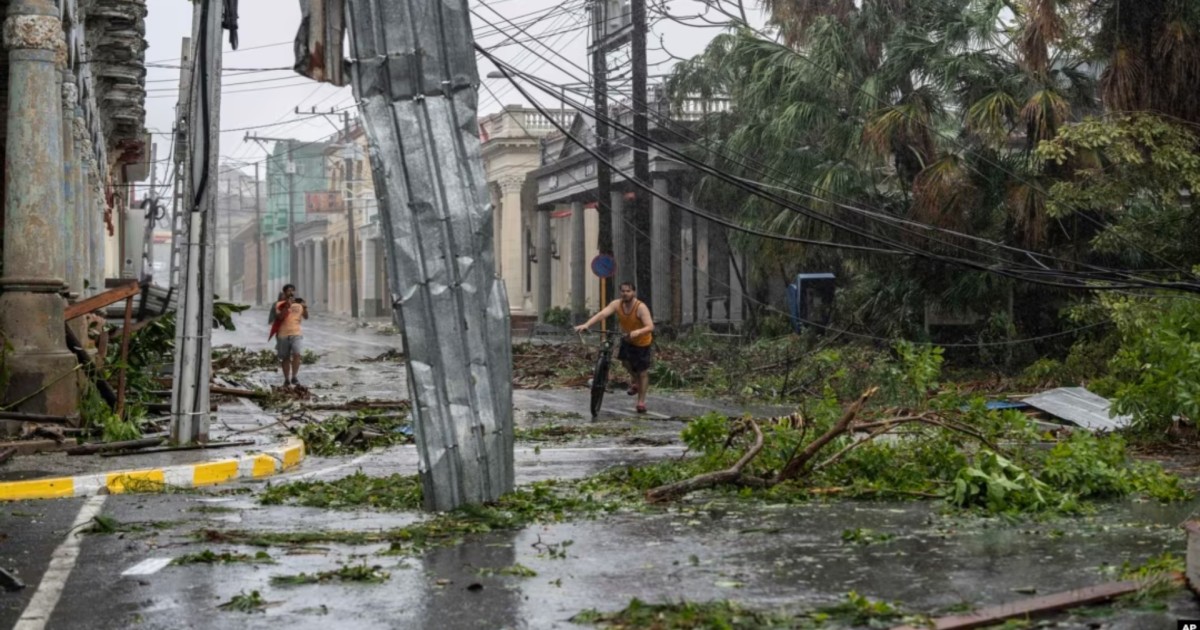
171;0;223;445
331;0;514;510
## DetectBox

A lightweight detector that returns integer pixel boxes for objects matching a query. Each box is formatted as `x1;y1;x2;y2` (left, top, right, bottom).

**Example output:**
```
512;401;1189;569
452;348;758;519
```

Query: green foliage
78;379;142;443
543;306;573;327
947;451;1058;513
218;590;267;613
1102;294;1200;433
478;563;538;578
173;550;274;565
261;472;423;511
571;598;796;629
840;528;895;546
681;412;731;455
294;410;412;456
271;564;390;585
571;592;908;629
1039;432;1189;502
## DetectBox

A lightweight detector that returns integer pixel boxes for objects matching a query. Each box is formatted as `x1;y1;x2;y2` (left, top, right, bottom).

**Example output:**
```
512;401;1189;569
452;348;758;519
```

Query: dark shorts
617;342;653;374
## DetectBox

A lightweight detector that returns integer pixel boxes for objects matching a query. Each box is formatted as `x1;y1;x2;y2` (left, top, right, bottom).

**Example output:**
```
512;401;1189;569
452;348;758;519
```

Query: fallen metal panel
342;0;513;511
1023;387;1131;432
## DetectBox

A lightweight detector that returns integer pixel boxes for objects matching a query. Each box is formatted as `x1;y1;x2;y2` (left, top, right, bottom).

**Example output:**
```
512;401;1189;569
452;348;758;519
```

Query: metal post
343;112;360;318
0;0;77;419
171;0;223;445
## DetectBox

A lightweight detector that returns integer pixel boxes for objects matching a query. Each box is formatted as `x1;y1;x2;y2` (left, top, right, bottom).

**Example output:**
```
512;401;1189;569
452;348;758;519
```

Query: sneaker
626;384;638;396
290;378;301;386
636;403;647;414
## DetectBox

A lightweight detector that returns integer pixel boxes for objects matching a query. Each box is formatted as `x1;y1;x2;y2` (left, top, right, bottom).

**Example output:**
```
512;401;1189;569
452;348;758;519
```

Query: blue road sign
590;254;616;279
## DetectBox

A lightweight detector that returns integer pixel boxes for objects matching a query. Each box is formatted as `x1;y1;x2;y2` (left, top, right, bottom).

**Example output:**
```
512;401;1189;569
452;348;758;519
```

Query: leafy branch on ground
290;410;413;456
604;342;1188;514
218;590;268;613
173;550;274;565
571;592;914;629
271;563;390;585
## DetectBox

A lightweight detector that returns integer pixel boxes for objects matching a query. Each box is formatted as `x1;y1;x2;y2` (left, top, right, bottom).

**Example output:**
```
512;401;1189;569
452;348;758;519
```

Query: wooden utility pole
631;0;652;302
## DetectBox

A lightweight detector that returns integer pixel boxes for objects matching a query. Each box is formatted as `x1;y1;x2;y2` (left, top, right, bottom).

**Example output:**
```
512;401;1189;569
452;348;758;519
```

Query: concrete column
314;240;326;312
89;168;102;294
695;214;709;323
497;178;524;312
60;71;77;296
0;0;77;418
611;190;631;286
536;208;551;322
650;178;670;321
570;200;585;320
362;237;377;317
72;105;88;296
681;211;695;325
729;253;744;324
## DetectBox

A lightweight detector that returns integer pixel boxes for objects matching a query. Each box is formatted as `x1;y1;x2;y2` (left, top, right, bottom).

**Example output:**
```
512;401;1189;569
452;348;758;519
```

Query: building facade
0;0;149;418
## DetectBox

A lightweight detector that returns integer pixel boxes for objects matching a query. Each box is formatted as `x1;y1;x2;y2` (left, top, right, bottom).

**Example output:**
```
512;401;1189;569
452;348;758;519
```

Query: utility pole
631;0;652;306
246;134;307;301
172;0;224;445
591;0;613;297
286;141;297;288
342;111;360;318
254;161;263;306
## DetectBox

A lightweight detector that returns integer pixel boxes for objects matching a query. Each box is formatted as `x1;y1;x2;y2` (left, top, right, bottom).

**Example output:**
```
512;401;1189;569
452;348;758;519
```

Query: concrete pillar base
0;292;79;423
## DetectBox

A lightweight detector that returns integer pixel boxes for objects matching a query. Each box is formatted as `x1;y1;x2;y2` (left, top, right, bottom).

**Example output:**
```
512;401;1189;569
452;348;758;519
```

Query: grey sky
142;0;759;199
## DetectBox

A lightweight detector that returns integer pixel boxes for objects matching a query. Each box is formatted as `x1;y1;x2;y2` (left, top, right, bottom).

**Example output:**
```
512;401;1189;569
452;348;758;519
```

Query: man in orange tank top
575;282;655;413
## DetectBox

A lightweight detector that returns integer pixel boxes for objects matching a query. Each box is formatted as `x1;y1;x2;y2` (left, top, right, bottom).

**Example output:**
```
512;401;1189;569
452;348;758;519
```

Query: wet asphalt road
3;311;1199;628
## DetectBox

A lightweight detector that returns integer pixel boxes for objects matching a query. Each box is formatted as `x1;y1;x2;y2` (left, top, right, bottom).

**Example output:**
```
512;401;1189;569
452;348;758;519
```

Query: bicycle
579;329;625;419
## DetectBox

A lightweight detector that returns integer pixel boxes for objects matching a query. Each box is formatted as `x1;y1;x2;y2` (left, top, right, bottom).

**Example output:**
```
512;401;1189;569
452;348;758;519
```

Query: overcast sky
141;0;760;204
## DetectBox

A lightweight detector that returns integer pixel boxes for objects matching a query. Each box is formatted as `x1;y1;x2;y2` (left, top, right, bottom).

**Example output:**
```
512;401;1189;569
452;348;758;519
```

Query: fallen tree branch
774;387;878;483
646;419;767;503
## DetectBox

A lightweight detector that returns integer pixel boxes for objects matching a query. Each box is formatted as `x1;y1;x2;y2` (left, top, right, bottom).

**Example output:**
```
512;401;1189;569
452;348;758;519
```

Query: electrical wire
478;78;1113;348
481;46;1200;294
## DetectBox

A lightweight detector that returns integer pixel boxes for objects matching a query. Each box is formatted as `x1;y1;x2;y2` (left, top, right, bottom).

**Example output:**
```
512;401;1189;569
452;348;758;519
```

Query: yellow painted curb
0;439;306;501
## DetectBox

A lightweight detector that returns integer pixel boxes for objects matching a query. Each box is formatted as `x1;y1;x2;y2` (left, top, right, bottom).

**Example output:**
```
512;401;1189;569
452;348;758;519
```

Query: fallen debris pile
287;409;413;456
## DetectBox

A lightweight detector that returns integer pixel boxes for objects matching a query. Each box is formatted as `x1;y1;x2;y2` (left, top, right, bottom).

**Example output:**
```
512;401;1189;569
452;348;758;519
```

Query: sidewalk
0;394;305;501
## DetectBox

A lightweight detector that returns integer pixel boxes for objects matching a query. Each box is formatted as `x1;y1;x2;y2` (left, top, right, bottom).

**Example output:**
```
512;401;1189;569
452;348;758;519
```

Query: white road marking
15;494;108;630
121;557;173;577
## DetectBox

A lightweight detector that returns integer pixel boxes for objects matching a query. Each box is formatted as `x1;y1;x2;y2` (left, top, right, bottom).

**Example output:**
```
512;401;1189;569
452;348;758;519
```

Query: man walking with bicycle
575;282;655;413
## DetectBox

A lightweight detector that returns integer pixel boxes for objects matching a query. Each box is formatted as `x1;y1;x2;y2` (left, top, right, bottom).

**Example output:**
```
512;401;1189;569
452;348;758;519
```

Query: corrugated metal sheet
1023;387;1131;432
332;0;514;510
294;0;348;86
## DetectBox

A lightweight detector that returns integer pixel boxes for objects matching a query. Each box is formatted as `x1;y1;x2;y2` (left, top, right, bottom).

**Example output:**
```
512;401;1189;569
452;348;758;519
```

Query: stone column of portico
72;103;88;299
0;0;77;420
313;239;326;312
61;70;85;345
496;177;525;313
361;237;378;317
570;200;585;321
535;208;551;322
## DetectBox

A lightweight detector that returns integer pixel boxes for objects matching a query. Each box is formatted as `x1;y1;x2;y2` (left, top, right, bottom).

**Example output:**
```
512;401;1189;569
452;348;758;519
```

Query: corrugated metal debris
1022;387;1131;432
294;0;514;511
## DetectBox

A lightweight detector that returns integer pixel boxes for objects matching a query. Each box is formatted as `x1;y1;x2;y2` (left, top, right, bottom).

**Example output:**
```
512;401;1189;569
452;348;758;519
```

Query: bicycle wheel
590;352;610;418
